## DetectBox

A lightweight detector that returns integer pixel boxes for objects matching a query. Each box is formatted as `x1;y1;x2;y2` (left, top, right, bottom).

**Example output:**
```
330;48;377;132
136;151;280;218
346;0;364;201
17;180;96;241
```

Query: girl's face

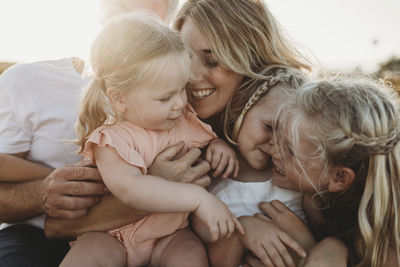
237;87;286;171
181;18;244;119
270;121;330;192
121;57;188;131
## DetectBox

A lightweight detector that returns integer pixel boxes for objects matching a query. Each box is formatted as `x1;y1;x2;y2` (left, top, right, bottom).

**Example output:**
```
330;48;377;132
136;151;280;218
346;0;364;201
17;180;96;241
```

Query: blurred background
0;0;399;87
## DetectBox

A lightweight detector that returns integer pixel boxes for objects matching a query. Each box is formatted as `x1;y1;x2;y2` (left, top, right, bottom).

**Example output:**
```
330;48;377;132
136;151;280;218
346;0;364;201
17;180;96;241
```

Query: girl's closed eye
159;94;172;102
264;123;273;131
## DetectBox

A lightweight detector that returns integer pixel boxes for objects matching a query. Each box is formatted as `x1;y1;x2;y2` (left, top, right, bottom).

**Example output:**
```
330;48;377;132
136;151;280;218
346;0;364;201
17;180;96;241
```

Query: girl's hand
206;138;239;178
258;201;316;252
194;194;244;242
240;216;306;267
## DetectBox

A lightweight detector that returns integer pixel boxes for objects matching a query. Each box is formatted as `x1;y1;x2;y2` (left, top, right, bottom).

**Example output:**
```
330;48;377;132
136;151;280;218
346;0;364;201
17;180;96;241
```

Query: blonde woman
256;78;400;266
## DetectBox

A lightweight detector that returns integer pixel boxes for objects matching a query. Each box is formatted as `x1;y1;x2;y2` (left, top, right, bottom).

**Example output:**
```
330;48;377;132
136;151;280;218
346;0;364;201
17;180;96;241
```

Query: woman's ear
106;87;126;113
328;167;356;192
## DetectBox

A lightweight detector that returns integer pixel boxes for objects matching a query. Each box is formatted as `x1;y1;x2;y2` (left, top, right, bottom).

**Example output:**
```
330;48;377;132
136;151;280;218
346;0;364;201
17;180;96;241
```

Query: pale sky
0;0;399;73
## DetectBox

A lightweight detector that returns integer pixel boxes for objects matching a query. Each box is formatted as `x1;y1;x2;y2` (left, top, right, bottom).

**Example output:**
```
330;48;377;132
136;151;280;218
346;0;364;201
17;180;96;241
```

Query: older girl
263;78;400;266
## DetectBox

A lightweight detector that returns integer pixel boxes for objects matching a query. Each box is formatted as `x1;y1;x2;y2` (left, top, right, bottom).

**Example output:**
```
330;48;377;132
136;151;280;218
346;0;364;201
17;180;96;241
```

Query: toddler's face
122;58;189;131
237;87;286;170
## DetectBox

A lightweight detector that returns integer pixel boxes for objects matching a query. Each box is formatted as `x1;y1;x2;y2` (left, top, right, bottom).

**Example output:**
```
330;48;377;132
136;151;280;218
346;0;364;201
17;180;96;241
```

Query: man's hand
149;141;211;187
40;160;107;219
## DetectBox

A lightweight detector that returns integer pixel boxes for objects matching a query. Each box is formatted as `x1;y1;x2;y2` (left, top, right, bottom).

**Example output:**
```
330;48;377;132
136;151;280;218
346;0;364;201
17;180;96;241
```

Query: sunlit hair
174;0;311;134
277;77;400;266
99;0;179;24
225;65;307;144
75;13;189;152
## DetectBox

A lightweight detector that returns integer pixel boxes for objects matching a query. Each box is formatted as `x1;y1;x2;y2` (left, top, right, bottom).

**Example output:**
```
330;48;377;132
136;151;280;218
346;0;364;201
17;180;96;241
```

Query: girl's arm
94;145;206;213
45;143;212;239
95;145;244;242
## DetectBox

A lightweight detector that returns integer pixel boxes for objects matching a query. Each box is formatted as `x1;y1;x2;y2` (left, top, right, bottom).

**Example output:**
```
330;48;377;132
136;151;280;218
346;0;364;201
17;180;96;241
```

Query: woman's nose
189;56;206;83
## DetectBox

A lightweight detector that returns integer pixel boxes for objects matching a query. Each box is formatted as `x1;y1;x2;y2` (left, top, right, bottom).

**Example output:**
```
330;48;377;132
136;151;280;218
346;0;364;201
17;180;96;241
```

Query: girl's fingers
233;158;239;178
259;201;279;219
213;154;228;177
205;147;212;163
270;199;290;212
265;244;286;267
245;254;268;267
211;152;222;170
218;220;228;240
279;231;307;258
273;239;296;267
254;213;272;222
233;215;245;235
222;157;235;178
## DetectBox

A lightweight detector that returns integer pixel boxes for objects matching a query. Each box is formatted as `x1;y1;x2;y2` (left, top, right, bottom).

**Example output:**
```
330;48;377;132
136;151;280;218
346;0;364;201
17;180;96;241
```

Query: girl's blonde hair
278;78;400;266
174;0;311;135
226;65;307;144
76;13;188;152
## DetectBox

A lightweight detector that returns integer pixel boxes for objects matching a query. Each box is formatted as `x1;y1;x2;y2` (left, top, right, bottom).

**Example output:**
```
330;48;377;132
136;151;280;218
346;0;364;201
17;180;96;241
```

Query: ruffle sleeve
184;105;217;147
82;125;147;174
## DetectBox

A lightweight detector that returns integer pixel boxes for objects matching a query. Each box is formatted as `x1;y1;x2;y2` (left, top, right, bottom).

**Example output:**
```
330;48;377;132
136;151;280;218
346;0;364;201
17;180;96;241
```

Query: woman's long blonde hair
278;78;400;266
75;13;187;152
174;0;311;136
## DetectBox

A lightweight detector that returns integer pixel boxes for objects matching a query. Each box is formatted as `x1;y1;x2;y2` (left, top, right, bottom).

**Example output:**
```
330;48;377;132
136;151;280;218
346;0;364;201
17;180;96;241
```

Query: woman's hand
206;138;239;178
239;215;306;267
149;141;211;187
194;194;244;242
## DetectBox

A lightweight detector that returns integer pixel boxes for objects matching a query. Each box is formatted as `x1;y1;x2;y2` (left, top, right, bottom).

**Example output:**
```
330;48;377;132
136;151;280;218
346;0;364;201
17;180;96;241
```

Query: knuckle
72;182;83;195
74;168;86;179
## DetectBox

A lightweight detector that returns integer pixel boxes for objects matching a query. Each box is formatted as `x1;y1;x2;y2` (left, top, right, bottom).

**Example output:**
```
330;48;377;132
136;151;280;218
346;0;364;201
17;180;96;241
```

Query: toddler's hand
194;194;244;242
205;138;239;178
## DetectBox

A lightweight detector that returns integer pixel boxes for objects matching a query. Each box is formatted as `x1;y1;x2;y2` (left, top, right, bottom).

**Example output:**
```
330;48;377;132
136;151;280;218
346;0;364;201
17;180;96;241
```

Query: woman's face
237;87;285;171
180;18;244;119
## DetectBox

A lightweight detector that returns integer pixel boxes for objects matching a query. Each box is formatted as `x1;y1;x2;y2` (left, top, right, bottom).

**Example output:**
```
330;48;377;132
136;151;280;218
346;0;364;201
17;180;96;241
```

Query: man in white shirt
0;1;196;266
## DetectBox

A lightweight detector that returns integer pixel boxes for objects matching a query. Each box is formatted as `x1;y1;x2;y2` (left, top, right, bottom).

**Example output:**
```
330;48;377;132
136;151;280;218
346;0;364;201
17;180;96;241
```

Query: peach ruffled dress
82;105;216;266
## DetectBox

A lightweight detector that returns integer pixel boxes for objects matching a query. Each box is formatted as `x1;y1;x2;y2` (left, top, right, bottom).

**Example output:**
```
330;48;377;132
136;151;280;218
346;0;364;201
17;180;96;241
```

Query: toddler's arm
95;145;244;241
205;138;239;178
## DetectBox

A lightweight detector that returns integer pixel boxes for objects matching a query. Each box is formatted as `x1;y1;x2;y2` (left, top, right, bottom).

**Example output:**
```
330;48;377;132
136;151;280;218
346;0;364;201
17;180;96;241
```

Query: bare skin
45;142;212;239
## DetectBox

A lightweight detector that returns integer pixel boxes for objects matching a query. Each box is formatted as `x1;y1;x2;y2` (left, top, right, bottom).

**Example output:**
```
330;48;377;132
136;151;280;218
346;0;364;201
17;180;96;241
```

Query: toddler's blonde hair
277;77;400;266
76;13;188;152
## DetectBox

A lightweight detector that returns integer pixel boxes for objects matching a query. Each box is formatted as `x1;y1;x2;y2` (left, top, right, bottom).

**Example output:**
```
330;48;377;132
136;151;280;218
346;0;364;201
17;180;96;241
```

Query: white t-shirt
210;172;305;221
0;58;90;229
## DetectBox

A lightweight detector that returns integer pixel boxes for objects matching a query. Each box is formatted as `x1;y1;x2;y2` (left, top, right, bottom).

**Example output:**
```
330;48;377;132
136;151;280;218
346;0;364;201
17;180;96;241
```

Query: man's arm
0;153;52;182
0;154;107;223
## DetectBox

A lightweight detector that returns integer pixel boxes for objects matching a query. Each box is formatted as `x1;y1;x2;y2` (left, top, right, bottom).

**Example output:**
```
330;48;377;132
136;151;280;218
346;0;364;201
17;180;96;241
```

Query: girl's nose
173;92;187;110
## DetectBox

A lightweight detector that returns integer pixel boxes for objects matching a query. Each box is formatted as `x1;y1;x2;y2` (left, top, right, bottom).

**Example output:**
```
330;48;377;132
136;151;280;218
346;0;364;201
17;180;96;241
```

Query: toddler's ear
328;167;355;192
106;87;126;113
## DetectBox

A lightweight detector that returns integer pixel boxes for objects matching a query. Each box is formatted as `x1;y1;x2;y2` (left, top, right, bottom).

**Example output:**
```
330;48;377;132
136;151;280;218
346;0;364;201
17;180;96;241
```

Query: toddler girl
60;13;243;267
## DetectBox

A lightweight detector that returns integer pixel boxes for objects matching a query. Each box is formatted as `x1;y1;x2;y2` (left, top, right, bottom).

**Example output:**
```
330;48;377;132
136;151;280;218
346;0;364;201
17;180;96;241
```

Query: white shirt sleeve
0;76;31;154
